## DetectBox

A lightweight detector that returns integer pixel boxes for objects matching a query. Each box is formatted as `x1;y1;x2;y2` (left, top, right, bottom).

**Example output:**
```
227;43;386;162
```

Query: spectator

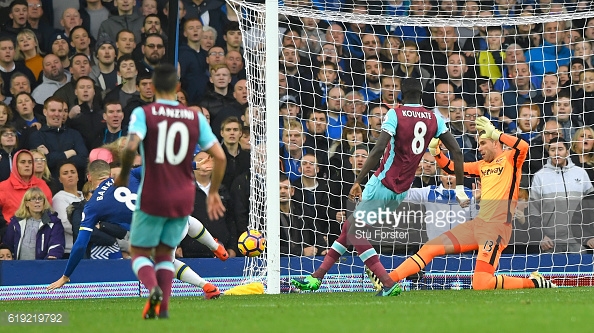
1;0;31;42
49;33;70;70
412;151;438;188
69;26;94;64
30;148;54;192
141;0;158;16
0;244;13;260
59;8;82;38
14;29;43;80
571;191;594;251
343;90;367;124
574;37;594;69
530;138;593;253
161;0;187;37
90;34;120;93
83;0;111;40
281;45;315;110
419;26;461;79
524;119;563;179
9;72;32;99
220;117;249;190
104;54;138;115
303;109;330;177
209;78;245;138
483;91;516;133
137;33;165;74
179;151;235;258
222;21;242;54
12;92;43;149
367;104;387;145
199;64;238;126
115;29;136;59
379;35;402;67
328;118;367;171
504;11;537;50
405;167;477;240
502;62;541;120
31;54;71;105
206;45;225;71
0;100;11;126
53;53;99;110
476;26;505;81
0;37;36;98
200;26;217;52
458;106;481;159
99;100;126;146
0;150;52;222
26;0;53;54
122;73;154;127
280;119;312;182
369;75;401;110
133;14;165;61
515;103;542;144
179;18;208;104
66;76;104;151
0;125;17;182
359;56;383;103
328;145;372;242
394;41;431;88
323;23;348;58
552;91;581;141
570;126;594;184
98;0;144;43
324;86;346;141
429;80;454;123
291;154;331;253
448;98;466;137
279;173;317;256
446;53;477;105
312;60;341;108
51;161;83;257
3;186;63;259
29;96;88;180
525;20;572;77
391;0;431;43
298;15;323;55
533;72;560;119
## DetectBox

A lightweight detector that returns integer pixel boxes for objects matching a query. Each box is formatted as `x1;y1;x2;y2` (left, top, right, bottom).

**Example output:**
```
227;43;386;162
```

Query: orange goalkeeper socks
389;244;446;281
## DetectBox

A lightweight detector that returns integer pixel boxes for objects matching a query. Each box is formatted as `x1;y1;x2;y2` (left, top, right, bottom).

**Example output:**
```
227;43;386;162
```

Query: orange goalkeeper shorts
444;218;512;268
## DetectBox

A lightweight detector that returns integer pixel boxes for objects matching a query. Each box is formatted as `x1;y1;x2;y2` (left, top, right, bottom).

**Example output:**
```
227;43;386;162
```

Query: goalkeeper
387;117;556;289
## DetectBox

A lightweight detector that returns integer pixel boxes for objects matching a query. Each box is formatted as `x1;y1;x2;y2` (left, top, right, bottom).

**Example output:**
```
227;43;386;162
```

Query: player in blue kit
115;64;226;319
291;78;468;296
47;160;227;300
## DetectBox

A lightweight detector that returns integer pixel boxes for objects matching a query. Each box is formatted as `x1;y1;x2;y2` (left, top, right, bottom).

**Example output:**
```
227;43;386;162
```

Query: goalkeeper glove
455;185;470;208
475;116;502;141
428;138;441;156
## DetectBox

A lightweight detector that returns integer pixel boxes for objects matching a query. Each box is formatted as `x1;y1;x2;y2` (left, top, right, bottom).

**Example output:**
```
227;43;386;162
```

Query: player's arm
499;132;529;164
47;205;97;290
356;131;389;186
438;131;465;188
199;112;227;220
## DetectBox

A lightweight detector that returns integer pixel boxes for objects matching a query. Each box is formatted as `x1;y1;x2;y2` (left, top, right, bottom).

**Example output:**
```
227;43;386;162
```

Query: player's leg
129;210;164;319
187;216;228;260
471;222;556;290
156;216;192;318
389;219;479;282
290;218;350;291
173;259;221;299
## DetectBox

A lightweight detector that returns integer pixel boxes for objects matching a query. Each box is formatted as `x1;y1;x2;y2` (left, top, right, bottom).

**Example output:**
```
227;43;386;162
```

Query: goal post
230;0;594;292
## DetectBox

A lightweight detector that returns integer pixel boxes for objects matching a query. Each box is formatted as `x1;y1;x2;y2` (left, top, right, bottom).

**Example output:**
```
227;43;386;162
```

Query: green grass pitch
1;288;591;332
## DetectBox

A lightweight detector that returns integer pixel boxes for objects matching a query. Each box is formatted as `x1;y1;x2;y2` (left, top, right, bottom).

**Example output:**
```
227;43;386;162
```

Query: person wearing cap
98;0;144;43
49;32;71;69
90;34;120;92
530;137;593;253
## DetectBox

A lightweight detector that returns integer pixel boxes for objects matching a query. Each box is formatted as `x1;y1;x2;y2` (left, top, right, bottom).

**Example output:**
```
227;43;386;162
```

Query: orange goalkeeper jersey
436;134;528;223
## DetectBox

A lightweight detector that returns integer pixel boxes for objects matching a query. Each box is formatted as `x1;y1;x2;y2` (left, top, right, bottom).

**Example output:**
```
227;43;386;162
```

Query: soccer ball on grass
238;230;266;257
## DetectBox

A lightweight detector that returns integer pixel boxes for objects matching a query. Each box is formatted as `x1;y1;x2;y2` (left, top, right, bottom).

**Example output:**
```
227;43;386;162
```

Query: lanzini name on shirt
151;105;196;120
402;109;432;119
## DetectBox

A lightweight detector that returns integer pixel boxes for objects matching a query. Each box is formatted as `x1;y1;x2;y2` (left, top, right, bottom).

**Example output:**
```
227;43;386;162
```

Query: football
238;230;266;257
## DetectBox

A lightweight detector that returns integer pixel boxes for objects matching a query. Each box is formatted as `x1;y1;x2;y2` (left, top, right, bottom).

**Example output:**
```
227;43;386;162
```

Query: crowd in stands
1;0;594;262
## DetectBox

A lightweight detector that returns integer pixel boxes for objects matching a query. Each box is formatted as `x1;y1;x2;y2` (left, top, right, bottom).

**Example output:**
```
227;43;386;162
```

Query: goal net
230;0;594;293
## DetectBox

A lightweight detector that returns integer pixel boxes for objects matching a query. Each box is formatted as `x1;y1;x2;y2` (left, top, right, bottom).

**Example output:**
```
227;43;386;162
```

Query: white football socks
187;216;219;250
174;259;207;288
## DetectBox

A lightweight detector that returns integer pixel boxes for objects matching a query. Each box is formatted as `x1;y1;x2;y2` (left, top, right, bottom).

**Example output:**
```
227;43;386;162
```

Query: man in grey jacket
97;0;144;43
529;137;593;253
